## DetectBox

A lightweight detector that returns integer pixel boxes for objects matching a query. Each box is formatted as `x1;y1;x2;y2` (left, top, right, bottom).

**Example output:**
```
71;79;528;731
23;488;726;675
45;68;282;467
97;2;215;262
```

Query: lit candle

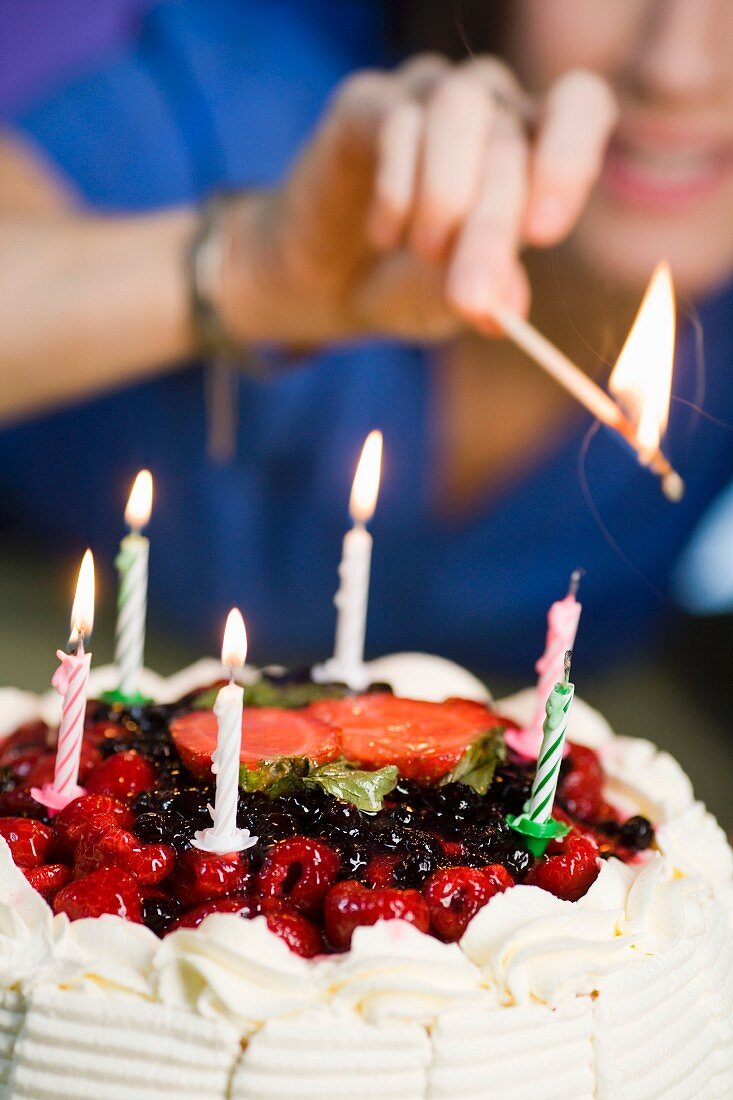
507;650;574;858
506;571;582;759
489;263;683;501
314;430;383;691
32;550;95;814
193;608;258;854
115;470;153;702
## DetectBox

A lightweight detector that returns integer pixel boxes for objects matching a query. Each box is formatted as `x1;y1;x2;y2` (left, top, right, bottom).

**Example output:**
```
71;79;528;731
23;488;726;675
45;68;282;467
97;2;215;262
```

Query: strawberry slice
170;708;341;780
308;694;507;782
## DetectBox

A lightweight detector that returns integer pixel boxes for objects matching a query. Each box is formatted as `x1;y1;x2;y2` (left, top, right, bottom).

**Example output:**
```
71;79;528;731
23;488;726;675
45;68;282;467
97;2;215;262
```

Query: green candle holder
98;688;154;708
506;812;570;858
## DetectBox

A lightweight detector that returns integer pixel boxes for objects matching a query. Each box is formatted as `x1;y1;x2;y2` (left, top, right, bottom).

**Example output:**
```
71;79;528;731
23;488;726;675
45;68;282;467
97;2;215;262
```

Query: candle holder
506;812;570;858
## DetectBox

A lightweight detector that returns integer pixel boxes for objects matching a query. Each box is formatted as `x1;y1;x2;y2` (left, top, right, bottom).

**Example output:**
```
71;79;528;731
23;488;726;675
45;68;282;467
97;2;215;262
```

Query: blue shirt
3;0;733;675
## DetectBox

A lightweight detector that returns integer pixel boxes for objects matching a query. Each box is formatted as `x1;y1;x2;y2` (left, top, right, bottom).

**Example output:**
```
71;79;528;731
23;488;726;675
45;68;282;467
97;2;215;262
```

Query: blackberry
499;846;532;878
142;895;181;937
491;763;533;815
386;803;421;829
278;789;326;830
389;777;426;809
319;799;365;840
250;809;298;844
393;831;445;888
133;810;188;847
334;841;370;877
620;815;654;851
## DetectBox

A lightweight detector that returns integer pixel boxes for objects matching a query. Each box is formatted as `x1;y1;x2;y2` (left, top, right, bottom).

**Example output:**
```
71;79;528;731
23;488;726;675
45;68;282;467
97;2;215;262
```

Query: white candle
115;470;153;700
32;550;95;814
314;430;383;691
193;608;258;854
99;472;152;710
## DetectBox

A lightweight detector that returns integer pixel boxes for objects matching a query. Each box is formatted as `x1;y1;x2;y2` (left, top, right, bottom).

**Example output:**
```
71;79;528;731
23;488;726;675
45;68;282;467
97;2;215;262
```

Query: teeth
619;145;715;185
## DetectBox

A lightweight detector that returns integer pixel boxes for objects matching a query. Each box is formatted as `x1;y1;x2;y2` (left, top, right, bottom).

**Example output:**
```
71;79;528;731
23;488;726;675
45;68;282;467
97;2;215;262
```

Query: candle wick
568;569;584;598
563;649;572;683
76;631;85;657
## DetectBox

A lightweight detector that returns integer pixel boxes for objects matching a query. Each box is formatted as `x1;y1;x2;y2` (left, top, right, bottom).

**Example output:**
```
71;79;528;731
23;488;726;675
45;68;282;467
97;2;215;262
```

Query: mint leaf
305;762;398;813
442;728;506;795
190;678;348;712
239;757;308;798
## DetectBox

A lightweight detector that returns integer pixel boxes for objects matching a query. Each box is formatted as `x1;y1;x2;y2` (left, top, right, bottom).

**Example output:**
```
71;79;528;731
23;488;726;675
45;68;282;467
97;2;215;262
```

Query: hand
217;55;617;346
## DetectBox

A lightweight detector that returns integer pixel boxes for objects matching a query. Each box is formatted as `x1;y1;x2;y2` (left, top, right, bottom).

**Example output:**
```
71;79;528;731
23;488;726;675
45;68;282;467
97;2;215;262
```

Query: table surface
2;544;730;828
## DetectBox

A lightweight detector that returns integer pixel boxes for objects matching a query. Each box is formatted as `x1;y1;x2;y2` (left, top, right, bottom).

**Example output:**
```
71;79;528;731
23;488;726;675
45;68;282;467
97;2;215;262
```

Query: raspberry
424;864;513;942
85;750;157;803
54;794;136;859
170;848;250;908
525;834;601;901
22;742;102;790
265;906;324;958
557;745;604;822
363;852;401;888
22;863;71;902
0;787;46;819
53;866;142;922
74;818;176;885
83;719;128;749
323;880;430;951
0;722;48;768
174;895;257;930
256;837;340;916
0;817;54;868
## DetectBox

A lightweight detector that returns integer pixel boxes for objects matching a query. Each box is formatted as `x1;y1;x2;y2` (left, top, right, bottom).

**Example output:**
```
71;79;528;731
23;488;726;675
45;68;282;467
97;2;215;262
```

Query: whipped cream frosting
0;655;732;1100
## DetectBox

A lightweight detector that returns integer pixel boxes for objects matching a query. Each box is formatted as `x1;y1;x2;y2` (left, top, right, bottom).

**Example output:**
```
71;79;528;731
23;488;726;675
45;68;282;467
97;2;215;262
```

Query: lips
601;132;733;212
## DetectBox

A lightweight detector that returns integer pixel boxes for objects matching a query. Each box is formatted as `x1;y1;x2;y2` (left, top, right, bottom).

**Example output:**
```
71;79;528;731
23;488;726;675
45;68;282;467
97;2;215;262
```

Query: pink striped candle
506;572;582;760
32;551;95;814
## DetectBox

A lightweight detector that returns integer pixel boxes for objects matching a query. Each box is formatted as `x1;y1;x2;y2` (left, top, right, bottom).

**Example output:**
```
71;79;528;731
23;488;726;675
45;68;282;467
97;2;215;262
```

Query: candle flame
69;549;95;643
609;262;676;460
349;430;383;524
222;607;247;672
125;469;153;530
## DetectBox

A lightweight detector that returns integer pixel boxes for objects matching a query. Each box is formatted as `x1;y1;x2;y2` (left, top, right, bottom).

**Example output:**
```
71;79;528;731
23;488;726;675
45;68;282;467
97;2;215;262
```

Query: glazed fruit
171;709;341;780
73;817;176;885
174;896;256;930
0;818;53;868
85;750;157;803
308;694;508;782
525;833;601;902
256;836;340;915
324;880;430;950
557;745;604;822
170;848;250;907
424;864;514;942
265;906;324;958
53;866;143;922
54;794;136;858
22;863;71;901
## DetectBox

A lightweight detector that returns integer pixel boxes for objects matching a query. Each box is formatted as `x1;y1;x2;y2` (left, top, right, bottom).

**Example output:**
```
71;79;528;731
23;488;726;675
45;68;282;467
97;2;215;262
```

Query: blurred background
1;1;732;826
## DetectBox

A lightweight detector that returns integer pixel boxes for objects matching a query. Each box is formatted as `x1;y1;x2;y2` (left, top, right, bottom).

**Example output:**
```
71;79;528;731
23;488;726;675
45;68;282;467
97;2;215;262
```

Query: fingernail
447;267;490;315
531;195;566;240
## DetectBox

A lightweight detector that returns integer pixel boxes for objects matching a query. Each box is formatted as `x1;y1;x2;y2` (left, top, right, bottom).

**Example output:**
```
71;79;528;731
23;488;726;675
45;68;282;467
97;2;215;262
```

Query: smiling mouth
601;136;733;211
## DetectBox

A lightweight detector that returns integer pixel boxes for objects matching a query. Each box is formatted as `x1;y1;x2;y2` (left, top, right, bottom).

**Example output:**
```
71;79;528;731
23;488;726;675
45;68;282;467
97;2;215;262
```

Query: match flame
222;608;248;672
69;549;95;643
609;262;676;460
125;470;153;530
349;430;383;524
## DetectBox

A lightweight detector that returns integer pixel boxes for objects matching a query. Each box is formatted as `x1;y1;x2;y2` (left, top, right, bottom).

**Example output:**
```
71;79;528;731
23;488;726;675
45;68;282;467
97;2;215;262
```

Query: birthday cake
0;652;731;1100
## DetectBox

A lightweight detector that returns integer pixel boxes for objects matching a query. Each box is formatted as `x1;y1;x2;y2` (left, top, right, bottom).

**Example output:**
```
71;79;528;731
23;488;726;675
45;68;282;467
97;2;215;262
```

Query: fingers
524;70;618;245
446;106;531;326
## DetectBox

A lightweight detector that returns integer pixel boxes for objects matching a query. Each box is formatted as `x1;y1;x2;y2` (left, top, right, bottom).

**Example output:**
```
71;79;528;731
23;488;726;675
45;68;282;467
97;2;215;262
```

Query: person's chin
572;196;733;302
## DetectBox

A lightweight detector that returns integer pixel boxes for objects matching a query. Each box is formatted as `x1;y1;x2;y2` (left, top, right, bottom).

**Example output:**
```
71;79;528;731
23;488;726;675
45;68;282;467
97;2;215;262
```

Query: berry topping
22;863;71;901
54;794;136;859
74;817;176;885
557;745;604;822
324;880;430;951
424;864;514;942
170;709;341;781
619;815;655;851
170;848;250;908
0;817;53;868
53;866;143;922
363;852;401;888
525;833;601;901
174;896;256;930
308;694;506;782
256;836;340;915
265;906;324;958
85;751;157;803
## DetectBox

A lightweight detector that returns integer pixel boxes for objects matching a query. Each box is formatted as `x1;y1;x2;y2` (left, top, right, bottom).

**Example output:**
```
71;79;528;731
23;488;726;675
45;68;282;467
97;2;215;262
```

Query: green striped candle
526;660;574;823
507;650;574;857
